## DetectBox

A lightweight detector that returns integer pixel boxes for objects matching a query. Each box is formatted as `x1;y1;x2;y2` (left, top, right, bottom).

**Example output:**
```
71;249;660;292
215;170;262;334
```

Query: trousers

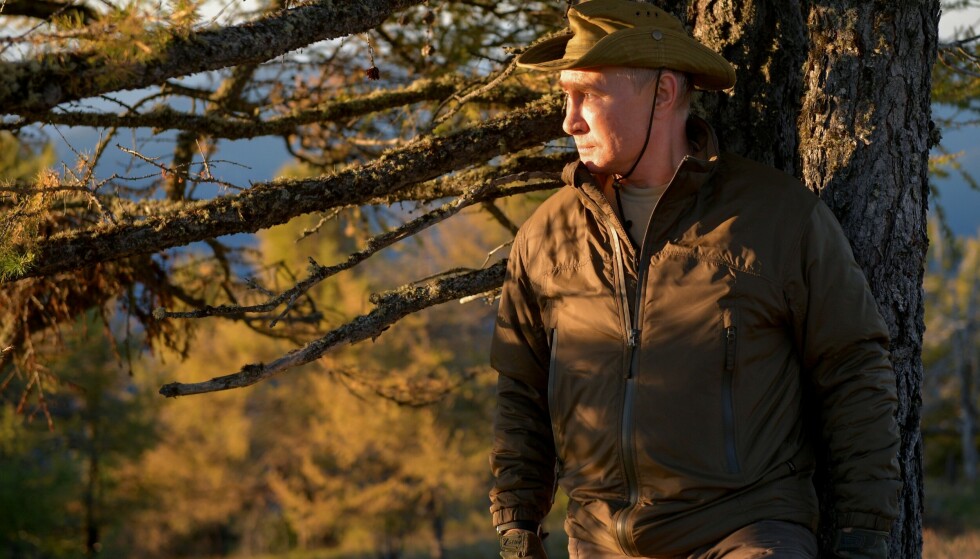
568;520;818;559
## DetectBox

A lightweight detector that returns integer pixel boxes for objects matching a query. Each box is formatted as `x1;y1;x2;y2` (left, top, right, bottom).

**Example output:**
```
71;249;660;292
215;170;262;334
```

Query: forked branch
158;261;506;396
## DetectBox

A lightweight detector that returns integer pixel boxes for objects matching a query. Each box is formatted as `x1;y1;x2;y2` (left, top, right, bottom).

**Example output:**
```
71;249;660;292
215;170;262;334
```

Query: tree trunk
684;0;938;556
956;326;978;483
85;416;101;556
688;0;809;174
797;3;936;557
430;514;445;559
426;491;445;559
972;321;980;482
959;281;980;483
967;280;980;482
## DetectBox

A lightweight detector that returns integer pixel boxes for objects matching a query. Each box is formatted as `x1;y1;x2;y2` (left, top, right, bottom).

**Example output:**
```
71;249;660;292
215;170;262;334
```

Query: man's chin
580;160;614;176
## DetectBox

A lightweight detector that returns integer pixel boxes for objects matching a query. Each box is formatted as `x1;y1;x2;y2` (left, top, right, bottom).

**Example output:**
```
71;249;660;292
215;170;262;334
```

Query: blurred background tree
922;223;979;484
917;3;980;554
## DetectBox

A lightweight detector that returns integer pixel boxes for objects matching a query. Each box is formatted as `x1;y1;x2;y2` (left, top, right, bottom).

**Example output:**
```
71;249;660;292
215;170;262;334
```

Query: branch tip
159;382;181;398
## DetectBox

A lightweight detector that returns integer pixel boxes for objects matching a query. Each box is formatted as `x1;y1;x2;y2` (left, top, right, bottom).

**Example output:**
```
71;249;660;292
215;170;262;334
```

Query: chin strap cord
614;68;662;249
616;67;663;184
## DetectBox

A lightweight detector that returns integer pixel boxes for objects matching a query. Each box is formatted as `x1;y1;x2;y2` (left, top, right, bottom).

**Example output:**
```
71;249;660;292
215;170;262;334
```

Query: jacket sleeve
488;227;556;528
785;200;902;532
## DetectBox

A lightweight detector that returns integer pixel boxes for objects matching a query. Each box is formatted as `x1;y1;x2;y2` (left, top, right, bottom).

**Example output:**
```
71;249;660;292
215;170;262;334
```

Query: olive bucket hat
516;0;736;90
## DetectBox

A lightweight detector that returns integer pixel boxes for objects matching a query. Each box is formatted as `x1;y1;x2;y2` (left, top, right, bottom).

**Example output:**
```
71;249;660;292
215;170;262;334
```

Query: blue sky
934;5;980;238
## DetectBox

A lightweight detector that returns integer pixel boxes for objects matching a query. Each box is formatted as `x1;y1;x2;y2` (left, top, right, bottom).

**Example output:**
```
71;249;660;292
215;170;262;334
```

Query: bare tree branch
0;152;568;230
168;58;265;199
0;0;97;23
481;200;520;235
200;188;491;322
431;55;520;128
154;170;551;325
12;75;490;138
0;0;426;114
363;152;571;206
158;260;506;396
2;94;563;284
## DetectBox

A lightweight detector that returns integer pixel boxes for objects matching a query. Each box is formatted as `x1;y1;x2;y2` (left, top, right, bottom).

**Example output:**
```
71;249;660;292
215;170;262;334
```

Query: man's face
559;68;653;176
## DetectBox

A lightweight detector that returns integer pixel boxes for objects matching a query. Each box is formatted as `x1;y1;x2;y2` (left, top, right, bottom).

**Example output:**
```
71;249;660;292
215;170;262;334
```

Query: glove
499;529;548;559
832;527;889;559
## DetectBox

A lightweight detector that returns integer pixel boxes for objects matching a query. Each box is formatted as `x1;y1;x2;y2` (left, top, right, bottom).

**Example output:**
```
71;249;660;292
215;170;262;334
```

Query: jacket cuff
496;520;541;535
838;511;893;532
491;505;545;528
833;527;889;559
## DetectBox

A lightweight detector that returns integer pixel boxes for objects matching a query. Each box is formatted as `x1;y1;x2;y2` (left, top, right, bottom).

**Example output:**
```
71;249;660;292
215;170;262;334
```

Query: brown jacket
489;119;901;556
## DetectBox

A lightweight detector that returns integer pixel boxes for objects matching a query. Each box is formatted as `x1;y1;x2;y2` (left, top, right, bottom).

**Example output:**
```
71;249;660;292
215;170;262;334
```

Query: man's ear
654;72;682;110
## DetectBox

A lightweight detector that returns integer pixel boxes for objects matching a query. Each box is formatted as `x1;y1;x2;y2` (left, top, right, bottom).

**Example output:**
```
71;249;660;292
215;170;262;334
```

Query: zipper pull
628;329;640;348
624;330;640;379
725;326;737;371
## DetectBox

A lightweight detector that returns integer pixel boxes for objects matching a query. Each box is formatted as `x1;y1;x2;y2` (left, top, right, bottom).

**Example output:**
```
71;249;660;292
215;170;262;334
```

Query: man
488;1;902;558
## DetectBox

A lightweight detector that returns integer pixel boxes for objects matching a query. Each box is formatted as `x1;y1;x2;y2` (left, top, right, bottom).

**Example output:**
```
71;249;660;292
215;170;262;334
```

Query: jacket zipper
723;325;740;474
577;185;648;556
547;327;563;503
610;228;642;556
609;230;635;363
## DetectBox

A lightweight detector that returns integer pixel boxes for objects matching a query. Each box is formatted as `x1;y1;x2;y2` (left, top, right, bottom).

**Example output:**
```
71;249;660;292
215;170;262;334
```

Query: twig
160;173;497;325
116;144;246;191
481;200;520;235
158;261;507;396
939;34;980;49
458;288;501;305
329;366;479;407
431;56;520;128
157;171;550;326
197;139;213;181
296;208;345;242
479;240;513;269
0;1;73;57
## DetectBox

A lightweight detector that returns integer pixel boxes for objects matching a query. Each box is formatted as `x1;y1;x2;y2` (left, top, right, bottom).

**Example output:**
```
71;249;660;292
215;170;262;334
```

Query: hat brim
516;28;736;91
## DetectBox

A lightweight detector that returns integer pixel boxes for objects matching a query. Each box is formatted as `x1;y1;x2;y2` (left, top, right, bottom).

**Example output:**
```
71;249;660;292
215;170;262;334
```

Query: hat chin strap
616;68;663;185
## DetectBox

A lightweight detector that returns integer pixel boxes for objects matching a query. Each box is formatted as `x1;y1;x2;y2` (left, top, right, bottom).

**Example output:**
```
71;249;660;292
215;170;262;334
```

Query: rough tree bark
797;2;936;557
689;0;808;173
686;0;937;556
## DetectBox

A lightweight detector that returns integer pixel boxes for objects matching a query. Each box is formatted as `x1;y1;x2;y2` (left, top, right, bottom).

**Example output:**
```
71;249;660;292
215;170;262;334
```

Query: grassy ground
923;528;980;558
923;479;980;558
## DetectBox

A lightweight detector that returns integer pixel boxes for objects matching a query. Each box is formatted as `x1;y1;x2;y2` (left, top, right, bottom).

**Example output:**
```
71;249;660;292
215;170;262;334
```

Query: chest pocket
634;248;742;476
635;241;791;479
536;239;615;332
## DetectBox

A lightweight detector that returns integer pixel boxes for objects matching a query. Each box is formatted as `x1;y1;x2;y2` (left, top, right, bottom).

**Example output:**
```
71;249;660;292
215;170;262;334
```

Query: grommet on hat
516;0;736;91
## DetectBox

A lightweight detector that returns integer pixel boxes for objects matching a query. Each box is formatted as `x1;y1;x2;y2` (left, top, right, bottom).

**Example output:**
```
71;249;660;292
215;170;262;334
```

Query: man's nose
562;100;586;136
